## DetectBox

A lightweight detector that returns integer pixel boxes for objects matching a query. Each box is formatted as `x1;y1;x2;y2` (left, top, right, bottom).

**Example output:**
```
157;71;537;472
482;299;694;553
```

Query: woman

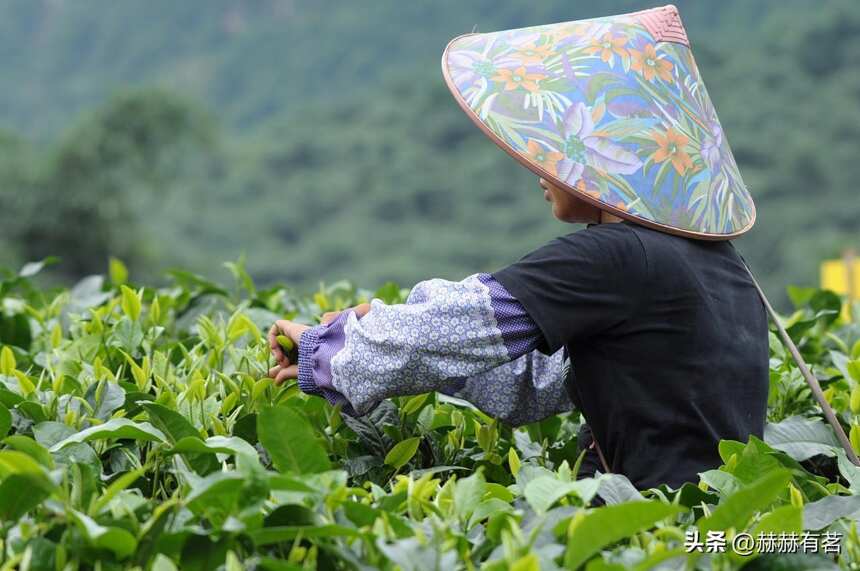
268;6;769;490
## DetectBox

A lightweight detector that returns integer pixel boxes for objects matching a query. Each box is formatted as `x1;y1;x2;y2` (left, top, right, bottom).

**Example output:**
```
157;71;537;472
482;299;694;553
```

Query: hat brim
440;15;756;241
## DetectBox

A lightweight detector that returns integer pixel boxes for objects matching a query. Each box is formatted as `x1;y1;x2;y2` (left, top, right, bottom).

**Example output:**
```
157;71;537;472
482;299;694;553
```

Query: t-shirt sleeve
491;224;649;354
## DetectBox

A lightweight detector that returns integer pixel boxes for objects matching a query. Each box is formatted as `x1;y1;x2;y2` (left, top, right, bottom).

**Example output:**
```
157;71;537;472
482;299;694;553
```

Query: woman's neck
599;211;624;224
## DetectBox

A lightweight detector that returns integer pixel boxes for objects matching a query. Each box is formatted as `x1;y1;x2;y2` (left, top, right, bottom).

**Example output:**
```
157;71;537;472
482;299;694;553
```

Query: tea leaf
69;510;138;560
384;437;420;470
698;469;792;532
50;419;167;451
453;470;486;521
120;285;142;322
752;504;802;538
89;468;145;515
0;451;57;519
2;435;53;468
565;501;681;569
507;447;521;477
0;474;53;520
0;404;10;438
109;258;129;286
802;495;860;530
258;406;330;474
0;345;16;375
169;435;258;460
250;524;360;546
525;475;602;514
764;416;840;461
142;402;219;475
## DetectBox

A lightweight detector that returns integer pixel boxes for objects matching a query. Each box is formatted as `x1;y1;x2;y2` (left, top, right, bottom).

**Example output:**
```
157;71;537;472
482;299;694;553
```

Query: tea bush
1;258;859;570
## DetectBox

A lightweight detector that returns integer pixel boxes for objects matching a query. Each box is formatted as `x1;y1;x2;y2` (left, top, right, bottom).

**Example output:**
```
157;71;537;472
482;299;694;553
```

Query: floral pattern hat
441;5;755;239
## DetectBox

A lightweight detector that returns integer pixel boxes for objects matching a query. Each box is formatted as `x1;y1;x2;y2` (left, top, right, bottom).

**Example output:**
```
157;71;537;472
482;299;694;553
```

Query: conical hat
441;5;754;240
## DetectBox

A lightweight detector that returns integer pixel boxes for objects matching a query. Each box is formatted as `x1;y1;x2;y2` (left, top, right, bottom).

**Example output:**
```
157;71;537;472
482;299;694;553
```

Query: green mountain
0;0;857;302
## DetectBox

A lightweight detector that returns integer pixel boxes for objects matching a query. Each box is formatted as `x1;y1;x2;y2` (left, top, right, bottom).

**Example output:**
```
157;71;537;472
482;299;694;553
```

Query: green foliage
384;436;421;470
0;259;858;568
259;406;331;474
564;501;682;569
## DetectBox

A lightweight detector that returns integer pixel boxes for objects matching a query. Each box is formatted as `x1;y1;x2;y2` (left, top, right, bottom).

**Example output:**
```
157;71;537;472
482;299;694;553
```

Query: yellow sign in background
820;251;859;320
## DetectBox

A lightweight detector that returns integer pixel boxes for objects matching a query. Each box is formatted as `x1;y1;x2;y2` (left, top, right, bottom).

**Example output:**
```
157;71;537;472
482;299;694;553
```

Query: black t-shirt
493;221;769;490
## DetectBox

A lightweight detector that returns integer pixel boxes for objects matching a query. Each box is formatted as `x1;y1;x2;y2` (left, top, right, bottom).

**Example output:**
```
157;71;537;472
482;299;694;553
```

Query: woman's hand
267;303;371;386
267;319;309;384
320;303;371;326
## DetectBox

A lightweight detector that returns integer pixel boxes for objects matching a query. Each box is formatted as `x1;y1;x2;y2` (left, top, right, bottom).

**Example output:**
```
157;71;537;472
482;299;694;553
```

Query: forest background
0;0;857;302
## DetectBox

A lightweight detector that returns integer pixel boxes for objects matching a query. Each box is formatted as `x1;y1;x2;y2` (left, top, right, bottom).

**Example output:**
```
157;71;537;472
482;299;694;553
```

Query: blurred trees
0;0;857;300
0;131;34;264
710;1;860;293
1;91;216;278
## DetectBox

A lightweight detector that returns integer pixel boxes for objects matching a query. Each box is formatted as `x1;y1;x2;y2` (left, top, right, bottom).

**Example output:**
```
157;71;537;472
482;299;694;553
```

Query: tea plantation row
0;259;859;570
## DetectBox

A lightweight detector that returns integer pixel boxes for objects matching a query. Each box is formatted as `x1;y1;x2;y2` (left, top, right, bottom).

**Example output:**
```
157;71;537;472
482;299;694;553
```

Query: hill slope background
0;0;858;300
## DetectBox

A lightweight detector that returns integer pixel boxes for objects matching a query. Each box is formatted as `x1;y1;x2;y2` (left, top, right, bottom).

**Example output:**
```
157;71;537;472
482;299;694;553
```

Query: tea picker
268;5;860;489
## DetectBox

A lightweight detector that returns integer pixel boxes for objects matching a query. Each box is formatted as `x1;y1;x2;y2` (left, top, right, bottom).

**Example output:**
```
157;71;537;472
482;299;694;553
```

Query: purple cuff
297;326;324;396
477;273;541;359
297;313;358;415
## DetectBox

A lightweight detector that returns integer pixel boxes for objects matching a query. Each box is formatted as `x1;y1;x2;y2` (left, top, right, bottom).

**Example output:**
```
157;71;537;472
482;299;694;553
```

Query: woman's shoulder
554;221;647;258
501;222;650;284
561;220;641;239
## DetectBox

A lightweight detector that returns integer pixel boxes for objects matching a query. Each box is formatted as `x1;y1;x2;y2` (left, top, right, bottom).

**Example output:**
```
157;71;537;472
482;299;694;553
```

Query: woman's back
495;221;769;489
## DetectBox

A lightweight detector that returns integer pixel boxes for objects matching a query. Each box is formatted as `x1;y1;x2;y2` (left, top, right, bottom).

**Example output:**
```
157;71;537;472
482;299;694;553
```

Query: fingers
268;324;285;362
272;320;299;363
271;350;290;369
268;364;298;382
268;320;310;371
266;305;373;393
268;323;278;350
275;319;299;340
274;365;299;385
271;346;285;364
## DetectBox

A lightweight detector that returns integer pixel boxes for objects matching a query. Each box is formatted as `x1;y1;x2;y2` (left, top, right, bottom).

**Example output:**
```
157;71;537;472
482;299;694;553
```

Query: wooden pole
744;263;860;466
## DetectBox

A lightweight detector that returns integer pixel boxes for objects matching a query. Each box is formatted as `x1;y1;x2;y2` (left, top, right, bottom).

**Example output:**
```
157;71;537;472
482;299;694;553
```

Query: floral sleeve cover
296;273;572;421
436;349;571;426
